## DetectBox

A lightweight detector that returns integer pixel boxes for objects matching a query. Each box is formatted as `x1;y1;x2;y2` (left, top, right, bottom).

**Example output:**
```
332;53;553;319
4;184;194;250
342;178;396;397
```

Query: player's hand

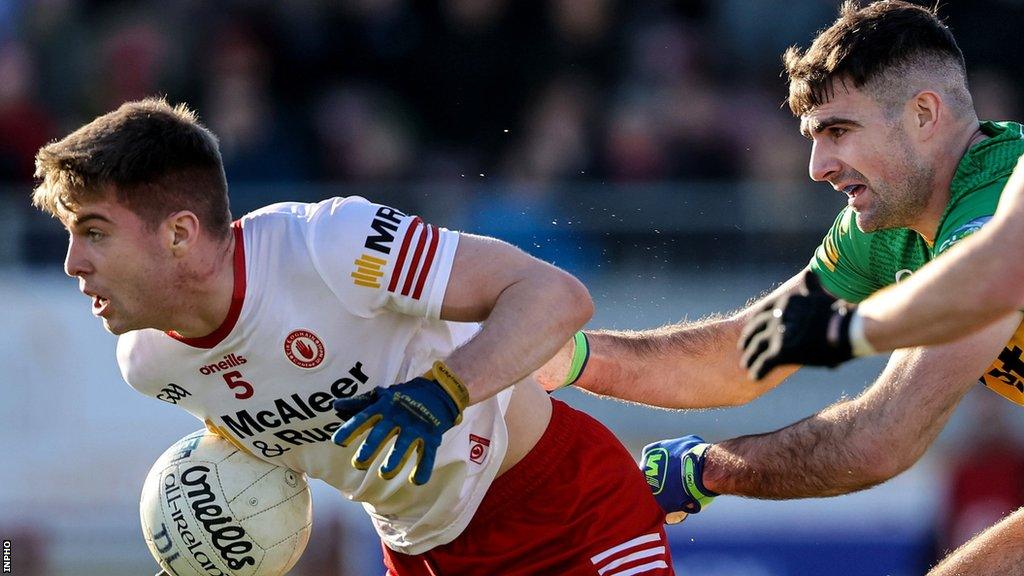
332;362;468;485
640;435;717;524
739;271;855;380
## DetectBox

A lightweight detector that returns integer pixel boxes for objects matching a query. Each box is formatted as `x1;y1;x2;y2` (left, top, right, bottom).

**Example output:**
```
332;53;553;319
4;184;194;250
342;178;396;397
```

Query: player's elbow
849;442;917;491
549;269;594;330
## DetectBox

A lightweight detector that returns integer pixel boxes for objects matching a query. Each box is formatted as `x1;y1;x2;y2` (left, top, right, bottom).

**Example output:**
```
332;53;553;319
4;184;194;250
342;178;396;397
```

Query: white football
140;429;313;576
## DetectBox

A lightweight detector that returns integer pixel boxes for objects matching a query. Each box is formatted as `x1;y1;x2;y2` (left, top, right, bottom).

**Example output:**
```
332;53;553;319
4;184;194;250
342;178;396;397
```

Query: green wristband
562;331;590;387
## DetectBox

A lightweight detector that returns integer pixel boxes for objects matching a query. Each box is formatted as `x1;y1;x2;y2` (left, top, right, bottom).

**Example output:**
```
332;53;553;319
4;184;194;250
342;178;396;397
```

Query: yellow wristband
430;360;470;412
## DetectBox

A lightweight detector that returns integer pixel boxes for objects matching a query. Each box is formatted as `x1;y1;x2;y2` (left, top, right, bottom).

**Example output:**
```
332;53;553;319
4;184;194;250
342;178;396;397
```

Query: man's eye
88;229;104;241
830;127;848;139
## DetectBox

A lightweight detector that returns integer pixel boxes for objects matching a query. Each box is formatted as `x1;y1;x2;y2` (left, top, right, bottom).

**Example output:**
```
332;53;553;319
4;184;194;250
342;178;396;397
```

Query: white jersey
117;197;514;554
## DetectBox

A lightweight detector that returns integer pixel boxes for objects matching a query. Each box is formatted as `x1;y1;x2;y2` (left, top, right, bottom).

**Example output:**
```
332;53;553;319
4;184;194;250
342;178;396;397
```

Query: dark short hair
784;1;967;117
33;97;232;237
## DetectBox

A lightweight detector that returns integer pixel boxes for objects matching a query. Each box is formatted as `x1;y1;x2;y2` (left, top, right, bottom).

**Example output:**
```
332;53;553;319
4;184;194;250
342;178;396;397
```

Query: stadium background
2;0;1024;574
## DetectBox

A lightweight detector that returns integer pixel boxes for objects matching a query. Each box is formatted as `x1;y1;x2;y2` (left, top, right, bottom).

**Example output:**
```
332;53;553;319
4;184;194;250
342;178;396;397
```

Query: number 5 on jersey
223;370;254;399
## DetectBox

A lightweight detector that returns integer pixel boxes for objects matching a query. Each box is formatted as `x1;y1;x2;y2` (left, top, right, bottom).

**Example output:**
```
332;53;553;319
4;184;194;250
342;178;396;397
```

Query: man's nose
808;140;841;183
64;235;91;277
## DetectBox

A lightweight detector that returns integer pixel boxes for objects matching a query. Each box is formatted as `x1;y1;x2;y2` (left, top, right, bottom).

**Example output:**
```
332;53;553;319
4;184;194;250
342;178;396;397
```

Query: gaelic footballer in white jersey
117;197;513;554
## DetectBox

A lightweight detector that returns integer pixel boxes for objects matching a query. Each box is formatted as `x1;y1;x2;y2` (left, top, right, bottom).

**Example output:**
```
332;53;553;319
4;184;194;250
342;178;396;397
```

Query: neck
167;232;237;338
910;121;985;244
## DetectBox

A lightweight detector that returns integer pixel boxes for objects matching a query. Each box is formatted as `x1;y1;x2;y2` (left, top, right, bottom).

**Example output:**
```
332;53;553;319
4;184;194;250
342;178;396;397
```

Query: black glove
740;271;855;380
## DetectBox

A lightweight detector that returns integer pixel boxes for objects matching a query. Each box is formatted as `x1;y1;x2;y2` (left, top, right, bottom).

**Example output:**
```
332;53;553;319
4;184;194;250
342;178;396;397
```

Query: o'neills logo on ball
285;329;325;369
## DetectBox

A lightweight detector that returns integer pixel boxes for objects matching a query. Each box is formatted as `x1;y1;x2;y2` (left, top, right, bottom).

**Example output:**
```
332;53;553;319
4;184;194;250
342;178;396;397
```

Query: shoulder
116;330;176;395
239;197;405;249
937;130;1021;255
950;121;1024;202
936;188;1000;255
238;197;374;233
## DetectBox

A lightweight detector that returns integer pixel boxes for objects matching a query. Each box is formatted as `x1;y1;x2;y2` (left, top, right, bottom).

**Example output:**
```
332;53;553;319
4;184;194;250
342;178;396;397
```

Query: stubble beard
855;144;934;233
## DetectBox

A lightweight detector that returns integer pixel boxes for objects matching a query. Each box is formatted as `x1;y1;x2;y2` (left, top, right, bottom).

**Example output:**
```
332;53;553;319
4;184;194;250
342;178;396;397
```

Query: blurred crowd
2;0;1024;270
3;0;1019;191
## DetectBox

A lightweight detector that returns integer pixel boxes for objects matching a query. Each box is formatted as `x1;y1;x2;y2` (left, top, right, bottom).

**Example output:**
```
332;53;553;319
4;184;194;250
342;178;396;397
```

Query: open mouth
842;184;867;208
842;184;866;197
92;295;110;315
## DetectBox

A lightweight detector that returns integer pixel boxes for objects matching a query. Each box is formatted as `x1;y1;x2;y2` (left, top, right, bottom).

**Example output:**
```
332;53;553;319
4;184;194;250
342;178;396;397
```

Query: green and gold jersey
810;120;1024;404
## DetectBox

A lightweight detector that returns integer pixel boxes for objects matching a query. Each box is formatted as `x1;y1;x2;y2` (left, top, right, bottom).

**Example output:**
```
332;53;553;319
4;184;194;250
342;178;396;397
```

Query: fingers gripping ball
332;361;468;485
640;435;717;525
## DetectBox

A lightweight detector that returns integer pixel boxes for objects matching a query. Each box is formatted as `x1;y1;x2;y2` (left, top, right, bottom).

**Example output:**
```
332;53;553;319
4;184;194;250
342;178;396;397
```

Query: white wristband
848;311;878;357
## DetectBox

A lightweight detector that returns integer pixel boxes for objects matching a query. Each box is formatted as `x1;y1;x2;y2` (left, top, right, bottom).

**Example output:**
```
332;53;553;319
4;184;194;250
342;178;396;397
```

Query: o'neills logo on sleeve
285;330;325;369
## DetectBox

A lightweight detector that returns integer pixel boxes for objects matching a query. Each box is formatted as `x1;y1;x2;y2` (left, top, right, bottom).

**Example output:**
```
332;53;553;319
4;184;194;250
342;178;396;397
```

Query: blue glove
332;361;468;486
640;435;718;524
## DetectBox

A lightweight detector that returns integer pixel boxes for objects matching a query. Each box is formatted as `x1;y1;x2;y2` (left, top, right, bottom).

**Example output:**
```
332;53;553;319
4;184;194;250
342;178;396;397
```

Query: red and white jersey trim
166;222;247;348
387;217;440;300
591;532;670;575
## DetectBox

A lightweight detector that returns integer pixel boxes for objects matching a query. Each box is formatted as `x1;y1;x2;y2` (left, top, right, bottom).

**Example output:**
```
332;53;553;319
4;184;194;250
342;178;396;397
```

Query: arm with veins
705;313;1019;498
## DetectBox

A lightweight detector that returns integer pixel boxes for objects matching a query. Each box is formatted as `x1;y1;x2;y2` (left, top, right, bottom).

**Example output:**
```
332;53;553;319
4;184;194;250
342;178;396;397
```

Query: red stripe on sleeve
388;217;421;292
411;225;440;300
401;224;431;296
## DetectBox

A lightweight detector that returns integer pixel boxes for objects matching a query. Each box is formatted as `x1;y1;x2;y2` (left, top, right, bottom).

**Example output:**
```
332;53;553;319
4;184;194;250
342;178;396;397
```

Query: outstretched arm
706;312;1019;498
536;271;810;408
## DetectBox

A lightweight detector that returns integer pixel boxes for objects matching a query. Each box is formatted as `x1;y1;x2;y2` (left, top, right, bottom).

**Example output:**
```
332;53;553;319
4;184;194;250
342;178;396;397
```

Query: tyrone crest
284;329;326;369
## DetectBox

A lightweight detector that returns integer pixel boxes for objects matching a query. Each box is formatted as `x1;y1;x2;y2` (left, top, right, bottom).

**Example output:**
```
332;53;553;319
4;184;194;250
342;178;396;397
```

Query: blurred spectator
203;20;310;183
0;41;56;183
1;0;1020;189
312;84;415;181
969;67;1022;122
502;75;595;183
91;18;171;113
5;0;1024;268
19;0;89;120
712;0;836;83
540;0;618;84
0;0;18;45
604;98;669;181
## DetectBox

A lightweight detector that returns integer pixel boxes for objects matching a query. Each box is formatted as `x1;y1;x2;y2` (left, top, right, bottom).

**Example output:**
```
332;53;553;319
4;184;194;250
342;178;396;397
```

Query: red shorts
384;398;675;576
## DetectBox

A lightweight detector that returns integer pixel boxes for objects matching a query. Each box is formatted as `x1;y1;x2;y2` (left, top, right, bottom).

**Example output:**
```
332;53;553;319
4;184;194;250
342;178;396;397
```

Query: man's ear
166;211;201;256
909;90;943;141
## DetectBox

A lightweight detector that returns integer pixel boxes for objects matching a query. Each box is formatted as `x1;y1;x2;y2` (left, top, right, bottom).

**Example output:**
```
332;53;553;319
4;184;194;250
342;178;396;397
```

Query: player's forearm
704;316;1015;498
928;508;1024;576
859;219;1023;351
573;316;793;408
446;268;593;405
702;387;957;499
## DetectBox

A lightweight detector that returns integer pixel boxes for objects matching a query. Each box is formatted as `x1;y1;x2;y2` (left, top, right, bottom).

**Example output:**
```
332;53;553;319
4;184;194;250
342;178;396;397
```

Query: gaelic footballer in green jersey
812;121;1024;405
